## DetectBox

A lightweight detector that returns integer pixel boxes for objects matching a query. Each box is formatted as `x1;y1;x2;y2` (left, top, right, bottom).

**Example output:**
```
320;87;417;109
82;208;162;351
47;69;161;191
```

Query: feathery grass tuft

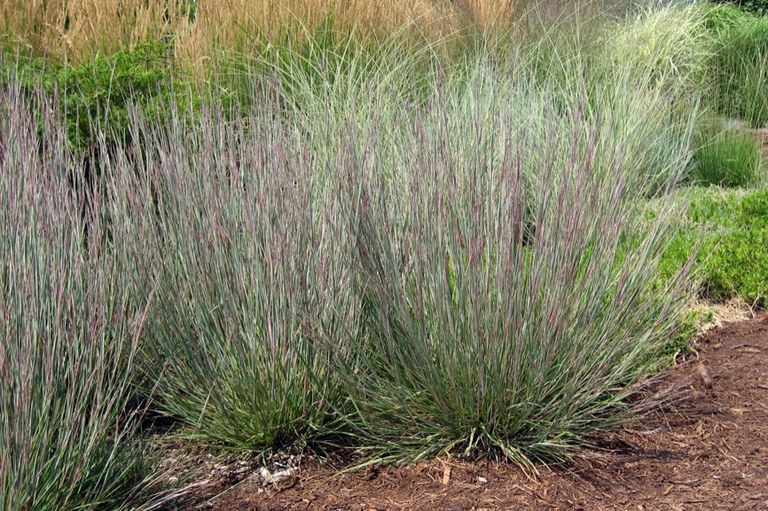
0;82;150;511
108;102;360;450
708;8;768;127
337;77;695;468
690;120;764;188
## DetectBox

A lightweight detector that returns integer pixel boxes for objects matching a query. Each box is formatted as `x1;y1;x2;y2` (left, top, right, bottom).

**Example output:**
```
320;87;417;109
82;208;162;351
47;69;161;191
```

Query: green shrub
3;42;186;154
689;121;764;187
704;3;750;31
654;188;768;307
712;0;768;16
704;225;768;303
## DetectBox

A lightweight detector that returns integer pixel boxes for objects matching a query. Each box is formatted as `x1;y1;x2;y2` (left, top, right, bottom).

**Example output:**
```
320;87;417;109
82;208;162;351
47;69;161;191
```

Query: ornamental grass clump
690;120;764;188
708;11;768;127
339;79;695;469
97;0;703;466
598;3;713;98
0;83;148;510
108;102;359;450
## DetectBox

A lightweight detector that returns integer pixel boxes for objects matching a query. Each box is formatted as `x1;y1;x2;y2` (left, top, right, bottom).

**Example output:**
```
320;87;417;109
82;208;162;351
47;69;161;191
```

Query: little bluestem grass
108;101;360;450
0;83;150;511
337;79;694;469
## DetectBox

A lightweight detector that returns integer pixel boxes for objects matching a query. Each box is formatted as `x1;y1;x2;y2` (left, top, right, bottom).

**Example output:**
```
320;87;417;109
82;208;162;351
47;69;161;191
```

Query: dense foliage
713;0;768;15
0;85;150;511
656;188;768;307
690;120;764;187
3;42;184;154
706;5;768;126
0;1;766;508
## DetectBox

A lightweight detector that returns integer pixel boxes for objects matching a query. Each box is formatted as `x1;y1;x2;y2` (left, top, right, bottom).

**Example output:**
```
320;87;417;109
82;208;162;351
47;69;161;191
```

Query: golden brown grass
1;0;523;66
0;0;178;59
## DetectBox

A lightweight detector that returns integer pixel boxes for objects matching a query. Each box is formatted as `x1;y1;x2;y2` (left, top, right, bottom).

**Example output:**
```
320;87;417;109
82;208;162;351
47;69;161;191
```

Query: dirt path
183;315;768;511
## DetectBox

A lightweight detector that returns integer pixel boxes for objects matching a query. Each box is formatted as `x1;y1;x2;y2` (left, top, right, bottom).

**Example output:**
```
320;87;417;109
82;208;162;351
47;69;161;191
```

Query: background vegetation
1;0;767;508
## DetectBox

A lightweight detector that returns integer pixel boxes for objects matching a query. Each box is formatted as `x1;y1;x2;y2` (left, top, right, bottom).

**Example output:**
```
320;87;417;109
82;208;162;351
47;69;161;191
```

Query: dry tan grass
0;0;180;59
0;0;522;66
690;298;760;336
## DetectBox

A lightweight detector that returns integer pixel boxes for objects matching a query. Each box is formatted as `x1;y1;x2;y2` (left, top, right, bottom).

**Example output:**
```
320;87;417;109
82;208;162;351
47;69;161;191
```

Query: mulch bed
171;314;768;511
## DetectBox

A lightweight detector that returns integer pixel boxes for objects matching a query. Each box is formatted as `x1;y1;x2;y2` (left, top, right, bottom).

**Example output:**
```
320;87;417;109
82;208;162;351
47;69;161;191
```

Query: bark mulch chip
172;315;768;510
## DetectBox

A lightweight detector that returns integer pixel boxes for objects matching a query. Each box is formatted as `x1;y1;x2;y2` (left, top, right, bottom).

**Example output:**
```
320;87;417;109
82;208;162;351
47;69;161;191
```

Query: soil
168;314;768;511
